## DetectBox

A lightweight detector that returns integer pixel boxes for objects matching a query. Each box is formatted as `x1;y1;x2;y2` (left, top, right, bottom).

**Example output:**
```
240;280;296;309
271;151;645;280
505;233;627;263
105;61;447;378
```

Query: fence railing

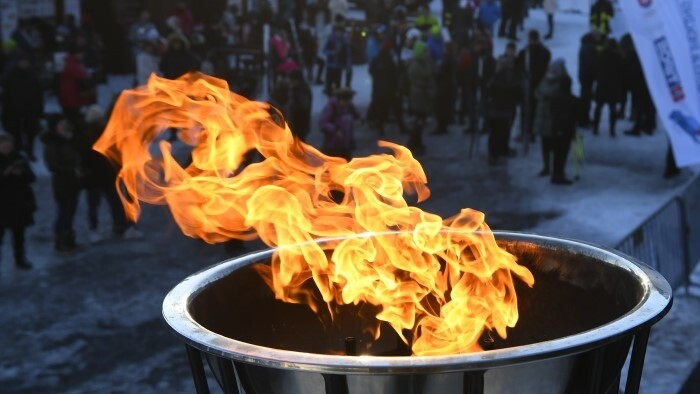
615;174;700;291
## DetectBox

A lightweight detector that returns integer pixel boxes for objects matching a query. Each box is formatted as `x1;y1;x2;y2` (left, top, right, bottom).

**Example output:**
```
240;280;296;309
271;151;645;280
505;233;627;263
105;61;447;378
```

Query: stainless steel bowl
163;232;672;394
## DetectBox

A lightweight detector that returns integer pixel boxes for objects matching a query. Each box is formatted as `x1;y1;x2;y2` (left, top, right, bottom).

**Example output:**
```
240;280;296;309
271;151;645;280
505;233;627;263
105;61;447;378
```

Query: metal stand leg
216;357;240;394
625;328;651;394
588;346;605;394
323;373;349;394
185;345;210;394
463;371;485;394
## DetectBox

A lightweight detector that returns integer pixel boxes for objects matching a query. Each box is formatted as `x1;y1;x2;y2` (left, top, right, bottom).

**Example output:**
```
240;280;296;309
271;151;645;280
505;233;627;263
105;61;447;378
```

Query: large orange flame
95;73;534;355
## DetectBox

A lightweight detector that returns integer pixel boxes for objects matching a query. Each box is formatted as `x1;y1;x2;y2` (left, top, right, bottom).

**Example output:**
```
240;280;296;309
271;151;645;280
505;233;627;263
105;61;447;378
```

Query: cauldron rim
162;231;672;374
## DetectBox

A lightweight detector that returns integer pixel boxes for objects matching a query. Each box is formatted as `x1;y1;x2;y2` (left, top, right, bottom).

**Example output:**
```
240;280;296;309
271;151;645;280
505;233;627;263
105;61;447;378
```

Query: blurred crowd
0;0;683;274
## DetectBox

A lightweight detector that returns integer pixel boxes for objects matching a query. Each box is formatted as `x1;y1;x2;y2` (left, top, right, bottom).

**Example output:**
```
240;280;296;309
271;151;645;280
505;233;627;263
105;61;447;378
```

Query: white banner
620;0;700;167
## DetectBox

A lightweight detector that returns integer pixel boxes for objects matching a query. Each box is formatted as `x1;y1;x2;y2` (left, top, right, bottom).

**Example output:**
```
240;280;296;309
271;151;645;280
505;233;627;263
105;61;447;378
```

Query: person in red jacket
59;48;90;126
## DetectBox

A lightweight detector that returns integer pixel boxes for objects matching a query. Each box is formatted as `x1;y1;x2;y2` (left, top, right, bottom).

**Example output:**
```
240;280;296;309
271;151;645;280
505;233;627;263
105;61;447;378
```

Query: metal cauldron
162;232;672;394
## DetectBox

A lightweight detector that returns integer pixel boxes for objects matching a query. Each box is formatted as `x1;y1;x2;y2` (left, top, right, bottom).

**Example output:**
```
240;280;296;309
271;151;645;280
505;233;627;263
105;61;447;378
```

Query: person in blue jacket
479;0;501;38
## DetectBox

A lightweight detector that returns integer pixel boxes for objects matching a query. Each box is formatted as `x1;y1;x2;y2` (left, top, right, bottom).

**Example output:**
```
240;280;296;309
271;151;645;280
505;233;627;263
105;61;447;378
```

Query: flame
95;73;534;355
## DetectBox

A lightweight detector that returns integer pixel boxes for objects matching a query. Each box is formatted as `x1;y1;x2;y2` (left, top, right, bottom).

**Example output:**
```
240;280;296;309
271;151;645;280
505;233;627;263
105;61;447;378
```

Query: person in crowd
322;24;351;95
427;25;445;63
499;0;522;40
387;18;414;134
592;38;624;137
365;24;384;65
453;1;477;44
478;0;501;38
618;33;634;120
173;1;194;36
56;14;79;50
135;40;160;86
577;28;602;128
365;0;385;25
464;37;495;135
270;29;299;80
502;40;518;64
590;0;614;36
406;41;436;155
533;58;570;177
222;4;239;34
316;14;346;85
80;105;140;243
42;116;82;252
473;19;494;55
319;88;361;161
415;6;440;31
11;20;42;57
59;47;91;126
77;32;104;84
163;15;183;38
286;70;313;141
624;39;656;136
129;10;160;58
455;41;470;126
442;0;459;35
159;33;200;80
368;40;400;135
328;0;350;23
0;39;18;76
433;42;456;135
543;0;558;40
516;30;552;141
1;52;43;161
486;55;521;164
269;74;290;114
551;69;577;185
0;133;35;270
387;11;409;62
297;18;319;83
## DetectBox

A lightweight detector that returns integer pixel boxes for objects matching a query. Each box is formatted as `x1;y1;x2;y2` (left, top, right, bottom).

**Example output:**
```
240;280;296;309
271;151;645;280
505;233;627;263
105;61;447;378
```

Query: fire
94;73;534;355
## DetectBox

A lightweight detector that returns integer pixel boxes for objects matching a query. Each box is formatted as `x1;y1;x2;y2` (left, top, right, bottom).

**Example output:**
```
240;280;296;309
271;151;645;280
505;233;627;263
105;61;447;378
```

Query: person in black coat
551;76;577;185
368;41;400;135
433;42;457;135
463;37;495;135
159;33;200;80
516;30;552;139
486;56;521;164
0;133;35;269
622;36;656;136
286;70;313;141
499;0;522;40
577;29;601;128
160;33;200;141
593;38;624;137
80;105;129;243
42;116;83;252
1;52;43;161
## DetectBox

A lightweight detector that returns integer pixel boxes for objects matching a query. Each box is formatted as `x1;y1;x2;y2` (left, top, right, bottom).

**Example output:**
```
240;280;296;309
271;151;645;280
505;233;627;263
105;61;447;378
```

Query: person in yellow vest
590;0;614;36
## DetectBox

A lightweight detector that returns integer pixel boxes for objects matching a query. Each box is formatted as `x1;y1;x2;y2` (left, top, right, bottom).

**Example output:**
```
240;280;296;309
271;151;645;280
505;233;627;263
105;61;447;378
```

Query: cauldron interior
189;240;643;355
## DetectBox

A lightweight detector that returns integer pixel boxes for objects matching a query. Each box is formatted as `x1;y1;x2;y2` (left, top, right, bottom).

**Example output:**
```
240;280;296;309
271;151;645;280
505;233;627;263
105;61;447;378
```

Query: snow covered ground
0;3;698;393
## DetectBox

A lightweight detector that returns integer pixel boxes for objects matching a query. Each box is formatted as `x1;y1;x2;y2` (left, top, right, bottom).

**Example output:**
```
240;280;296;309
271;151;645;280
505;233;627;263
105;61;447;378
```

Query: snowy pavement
1;6;699;394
